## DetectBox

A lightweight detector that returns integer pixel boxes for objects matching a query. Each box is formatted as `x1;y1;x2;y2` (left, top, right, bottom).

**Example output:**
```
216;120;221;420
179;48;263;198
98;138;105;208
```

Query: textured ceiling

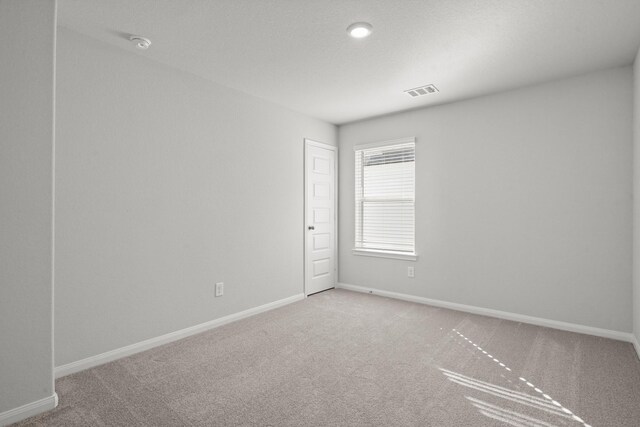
58;0;640;124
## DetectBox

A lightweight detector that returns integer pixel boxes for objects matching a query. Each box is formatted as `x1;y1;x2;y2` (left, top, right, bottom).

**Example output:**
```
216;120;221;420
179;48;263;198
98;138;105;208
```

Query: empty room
3;0;640;425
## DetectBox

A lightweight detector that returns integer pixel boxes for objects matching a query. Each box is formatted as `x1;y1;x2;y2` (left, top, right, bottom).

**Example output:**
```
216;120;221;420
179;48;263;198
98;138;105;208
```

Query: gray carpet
15;289;640;426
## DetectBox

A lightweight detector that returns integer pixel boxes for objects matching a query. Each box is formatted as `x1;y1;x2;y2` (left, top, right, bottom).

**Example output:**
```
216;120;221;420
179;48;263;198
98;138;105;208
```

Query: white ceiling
58;0;640;125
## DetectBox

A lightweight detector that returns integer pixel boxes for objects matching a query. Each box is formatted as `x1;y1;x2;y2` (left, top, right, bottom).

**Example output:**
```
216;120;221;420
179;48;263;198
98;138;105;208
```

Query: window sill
352;249;418;261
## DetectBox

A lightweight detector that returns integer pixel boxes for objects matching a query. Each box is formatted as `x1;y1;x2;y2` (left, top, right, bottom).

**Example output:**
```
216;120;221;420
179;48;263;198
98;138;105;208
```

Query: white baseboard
337;283;635;343
632;334;640;360
55;293;305;378
0;393;58;426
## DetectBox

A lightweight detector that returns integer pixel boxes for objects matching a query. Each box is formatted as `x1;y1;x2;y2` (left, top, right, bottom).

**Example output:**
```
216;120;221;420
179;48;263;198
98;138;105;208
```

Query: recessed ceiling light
129;35;151;50
347;22;373;39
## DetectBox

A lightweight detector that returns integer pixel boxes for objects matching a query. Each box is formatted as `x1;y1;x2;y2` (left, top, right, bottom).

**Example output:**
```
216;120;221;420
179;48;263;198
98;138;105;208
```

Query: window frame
352;137;417;261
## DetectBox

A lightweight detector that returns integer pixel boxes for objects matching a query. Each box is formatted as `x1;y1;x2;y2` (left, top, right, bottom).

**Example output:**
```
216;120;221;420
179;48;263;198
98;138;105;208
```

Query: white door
304;139;337;296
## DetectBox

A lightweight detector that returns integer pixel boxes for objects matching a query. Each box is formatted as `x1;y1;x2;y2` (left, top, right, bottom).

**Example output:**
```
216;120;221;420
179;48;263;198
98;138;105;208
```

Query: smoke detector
405;84;439;97
129;36;151;50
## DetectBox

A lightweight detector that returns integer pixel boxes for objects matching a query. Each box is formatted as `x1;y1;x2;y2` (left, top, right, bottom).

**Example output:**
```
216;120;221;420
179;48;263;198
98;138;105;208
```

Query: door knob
308;226;315;230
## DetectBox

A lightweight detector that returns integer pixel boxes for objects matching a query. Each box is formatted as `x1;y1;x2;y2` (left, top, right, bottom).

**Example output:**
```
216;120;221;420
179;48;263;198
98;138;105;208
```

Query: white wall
0;0;56;417
339;66;633;332
54;28;336;366
634;48;640;348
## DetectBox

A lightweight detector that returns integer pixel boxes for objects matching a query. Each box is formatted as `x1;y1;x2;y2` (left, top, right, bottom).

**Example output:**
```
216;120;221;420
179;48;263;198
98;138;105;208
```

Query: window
354;137;416;260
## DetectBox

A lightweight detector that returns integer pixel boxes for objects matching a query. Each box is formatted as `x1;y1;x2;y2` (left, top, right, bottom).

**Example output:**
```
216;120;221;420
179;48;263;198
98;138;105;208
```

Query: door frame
304;139;338;296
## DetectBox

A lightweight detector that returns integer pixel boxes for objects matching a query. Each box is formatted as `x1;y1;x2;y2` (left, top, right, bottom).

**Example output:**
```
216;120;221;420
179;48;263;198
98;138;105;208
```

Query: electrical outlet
408;267;415;278
215;282;224;297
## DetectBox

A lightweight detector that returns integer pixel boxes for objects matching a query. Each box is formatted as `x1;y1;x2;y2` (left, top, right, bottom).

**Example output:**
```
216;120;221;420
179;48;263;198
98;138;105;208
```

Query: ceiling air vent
405;84;439;98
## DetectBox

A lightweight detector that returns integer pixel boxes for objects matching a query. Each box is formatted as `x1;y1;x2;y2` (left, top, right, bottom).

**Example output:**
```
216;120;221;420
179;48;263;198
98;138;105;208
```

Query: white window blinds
354;138;415;253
